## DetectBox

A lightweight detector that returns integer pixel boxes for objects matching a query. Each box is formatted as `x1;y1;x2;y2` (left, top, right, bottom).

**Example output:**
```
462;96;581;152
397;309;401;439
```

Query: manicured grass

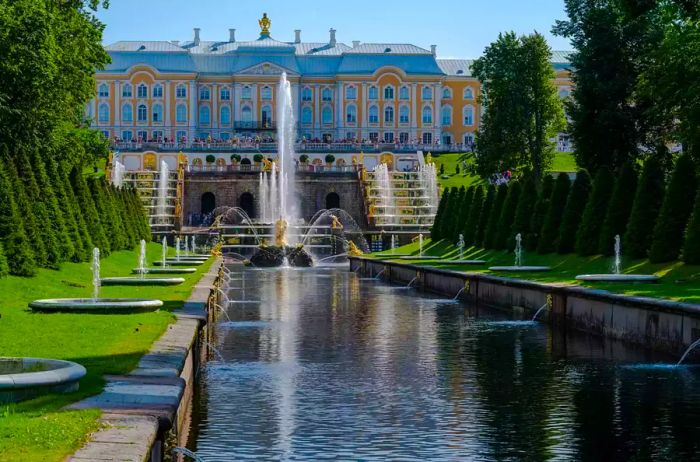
0;243;213;462
551;152;577;172
372;239;700;303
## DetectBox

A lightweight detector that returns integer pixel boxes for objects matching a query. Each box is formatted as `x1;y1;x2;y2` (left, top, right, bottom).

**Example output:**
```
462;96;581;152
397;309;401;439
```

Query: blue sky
96;0;571;58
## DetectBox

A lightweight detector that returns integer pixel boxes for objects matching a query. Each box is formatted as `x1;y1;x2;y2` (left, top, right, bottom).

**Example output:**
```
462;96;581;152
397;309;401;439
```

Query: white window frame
368;105;379;124
441;105;452;126
199;105;210;124
422;106;433;124
463;105;474;126
399;105;410;124
152;84;163;98
152;103;163;123
199;86;211;101
220;106;231;125
384;85;395;100
301;106;313;125
98;83;109;98
321;105;333;125
399;86;409;100
345;85;357;100
176;104;187;123
346;104;357;124
137;84;148;99
122;83;132;98
121;103;133;122
220;87;231;101
176;84;187;99
384;105;394;124
302;87;312;102
137;104;147;122
422;86;433;101
98;103;109;122
368;86;378;100
261;86;273;101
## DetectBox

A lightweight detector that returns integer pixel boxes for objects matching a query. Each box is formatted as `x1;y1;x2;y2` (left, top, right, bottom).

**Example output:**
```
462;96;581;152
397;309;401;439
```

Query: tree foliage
537;173;571;253
494;181;521;250
623;158;666;258
598;162;638;255
528;175;554;250
484;184;509;249
557;171;591;254
576;167;615;256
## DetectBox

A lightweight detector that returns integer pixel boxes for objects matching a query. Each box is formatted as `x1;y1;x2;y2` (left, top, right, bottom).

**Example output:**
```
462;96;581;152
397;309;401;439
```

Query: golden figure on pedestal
259;13;271;36
275;218;288;247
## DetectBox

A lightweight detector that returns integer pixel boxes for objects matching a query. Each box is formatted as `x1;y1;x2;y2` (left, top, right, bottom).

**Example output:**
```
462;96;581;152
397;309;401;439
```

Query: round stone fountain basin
398;256;442;261
444;260;487;265
132;268;197;274
101;277;185;286
0;357;86;403
575;274;660;283
488;266;552;272
29;298;164;314
154;260;204;267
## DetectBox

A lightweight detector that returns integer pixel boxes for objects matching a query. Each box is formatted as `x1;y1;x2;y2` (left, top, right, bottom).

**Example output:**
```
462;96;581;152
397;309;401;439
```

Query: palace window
384;132;394;143
153;130;163;140
176;130;187;141
464;133;475;145
384;106;394;123
220;87;231;101
345;85;356;100
369;132;379;142
176;84;187;98
422;106;433;124
441;105;452;125
321;105;333;125
241;105;252;122
322;88;332;102
301;106;312;125
122;84;132;98
422;132;433;144
399;105;410;124
199;87;210;101
422;86;433;100
442;87;452;99
368;105;379;124
122;103;133;122
199;105;210;124
464;87;474;100
152;84;163;98
384;86;395;100
220;106;231;125
261;86;272;101
98;103;109;122
368;86;378;100
302;87;312;102
121;130;133;141
152;104;163;122
176;104;187;123
463;105;474;126
346;131;356;140
137;130;148;141
242;86;252;100
261;105;272;127
137;84;148;99
346;105;357;123
442;133;452;145
399;86;409;100
221;132;230;141
137;104;147;122
98;83;109;98
399;132;409;144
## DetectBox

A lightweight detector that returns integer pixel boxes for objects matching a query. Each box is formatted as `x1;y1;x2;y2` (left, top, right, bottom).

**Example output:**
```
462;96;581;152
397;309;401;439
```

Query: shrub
0;242;9;277
476;185;496;247
484;183;509;249
576;167;615;256
230;154;241;162
439;164;445;175
206;155;216;164
682;189;700;264
60;161;94;260
70;166;110;255
512;175;538;249
494;181;521;250
598;162;637;255
253;154;264;163
537;173;571;253
624;158;665;259
463;186;484;245
0;158;36;276
648;154;698;262
453;186;473;242
45;156;86;262
527;175;554;250
299;154;309;163
557;170;591;254
455;164;461;175
439;187;460;240
325;154;336;164
431;188;450;240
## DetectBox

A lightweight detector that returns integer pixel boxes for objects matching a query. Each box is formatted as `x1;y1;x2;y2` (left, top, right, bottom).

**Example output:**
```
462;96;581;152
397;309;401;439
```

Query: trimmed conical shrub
557;170;591;254
445;187;465;242
438;187;459;240
682;189;700;264
89;177;125;252
45;156;86;262
476;185;496;247
537;173;571;254
453;186;474;242
494;181;521;250
0;242;9;277
649;154;698;263
0;158;36;276
624;158;666;259
118;187;138;248
463;186;484;245
128;187;151;241
527;175;554;250
70;166;110;256
106;184;130;250
431;188;450;241
576;167;615;256
484;183;509;249
512;176;538;250
598;163;638;255
59;161;94;260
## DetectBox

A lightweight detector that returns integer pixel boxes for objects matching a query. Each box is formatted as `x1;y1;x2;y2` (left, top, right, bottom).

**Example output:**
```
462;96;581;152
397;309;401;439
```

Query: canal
187;266;700;461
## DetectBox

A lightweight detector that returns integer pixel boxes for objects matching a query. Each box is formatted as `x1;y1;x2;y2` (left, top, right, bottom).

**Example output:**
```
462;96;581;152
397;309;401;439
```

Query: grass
551;152;577;172
371;238;700;304
0;242;213;462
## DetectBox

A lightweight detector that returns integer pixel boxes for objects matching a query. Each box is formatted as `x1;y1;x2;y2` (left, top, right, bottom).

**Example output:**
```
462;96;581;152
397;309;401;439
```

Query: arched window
463;105;474;126
137;104;147;122
384;86;395;100
422;86;433;100
322;88;332;102
441;105;452;125
201;192;216;215
442;133;452;145
220;87;230;101
302;87;312;102
261;105;272;127
241;105;252;122
239;193;255;218
199;87;210;101
301;106;313;124
176;84;187;98
122;84;132;98
321;105;333;124
98;83;109;98
345;85;356;100
368;105;379;123
199;105;210;124
442;87;452;99
464;87;474;99
346;105;357;123
176;104;187;123
368;86;378;100
399;105;410;124
242;86;252;99
422;106;433;124
121;104;133;122
325;192;340;209
137;84;148;99
98;103;109;122
261;86;272;100
152;104;163;122
399;86;409;100
220;106;231;125
152;84;163;98
384;106;394;123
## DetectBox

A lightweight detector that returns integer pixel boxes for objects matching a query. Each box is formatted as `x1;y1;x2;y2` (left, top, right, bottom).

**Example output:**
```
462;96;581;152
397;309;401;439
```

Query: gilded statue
348;241;363;257
329;214;343;230
259;13;271;36
275;218;288;247
262;158;273;172
212;215;222;229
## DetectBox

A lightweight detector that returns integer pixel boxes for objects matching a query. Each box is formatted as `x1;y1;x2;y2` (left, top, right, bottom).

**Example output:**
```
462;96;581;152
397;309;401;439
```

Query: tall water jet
259;172;269;223
420;163;439;215
419;234;424;257
374;164;395;225
391;235;397;254
111;159;125;188
157;161;169;224
184;236;190;256
514;233;523;267
191;235;197;255
176;237;181;262
677;338;700;366
91;248;101;301
457;234;465;260
575;234;659;282
489;233;551;272
138;240;146;279
162;236;168;268
614;234;622;275
276;72;298;227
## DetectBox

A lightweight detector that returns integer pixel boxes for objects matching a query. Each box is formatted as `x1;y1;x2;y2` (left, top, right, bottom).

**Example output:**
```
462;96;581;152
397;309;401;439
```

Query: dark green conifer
494;181;521;250
431;188;450;241
598;163;637;255
557;170;591;254
512;176;538;249
476;185;496;247
0;158;36;276
463;186;484;245
454;186;475;242
682;189;700;264
576;167;615;256
70;166;110;255
624;158;666;259
484;184;509;249
527;175;554;250
537;173;571;253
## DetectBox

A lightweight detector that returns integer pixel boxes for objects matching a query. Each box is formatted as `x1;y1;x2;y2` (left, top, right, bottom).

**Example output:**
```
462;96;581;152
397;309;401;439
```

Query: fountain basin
398;256;442;261
575;274;660;283
101;277;185;286
444;260;487;265
171;256;209;261
132;268;197;274
29;298;164;314
0;357;86;403
154;260;204;267
488;266;552;272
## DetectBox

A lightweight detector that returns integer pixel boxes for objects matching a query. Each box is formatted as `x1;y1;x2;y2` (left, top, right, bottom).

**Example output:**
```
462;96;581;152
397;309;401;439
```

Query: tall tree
528;175;555;250
463;186;484;245
537;173;571;253
431;188;450;241
598;162;638;255
472;32;565;182
624;158;666;258
484;184;509;249
557;170;591;254
575;167;615;256
476;185;496;247
494;181;522;250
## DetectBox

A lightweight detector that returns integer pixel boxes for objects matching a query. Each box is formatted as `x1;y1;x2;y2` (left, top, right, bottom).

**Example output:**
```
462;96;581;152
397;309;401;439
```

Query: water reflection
189;267;700;461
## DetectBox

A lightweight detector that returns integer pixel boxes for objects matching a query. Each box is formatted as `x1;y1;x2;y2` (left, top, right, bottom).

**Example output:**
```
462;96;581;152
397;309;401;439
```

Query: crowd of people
489;170;512;185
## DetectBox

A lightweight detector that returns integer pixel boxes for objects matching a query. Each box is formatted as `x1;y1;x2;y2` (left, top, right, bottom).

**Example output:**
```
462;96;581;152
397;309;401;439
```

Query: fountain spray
191;235;197;255
91;248;101;301
614;235;621;275
514;233;523;267
419;234;424;257
176;237;181;262
457;234;465;260
184;236;190;256
138;240;146;279
161;236;168;268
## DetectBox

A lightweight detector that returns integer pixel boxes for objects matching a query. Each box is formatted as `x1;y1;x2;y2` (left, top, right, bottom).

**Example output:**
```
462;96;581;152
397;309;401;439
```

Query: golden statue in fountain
348;241;363;257
259;13;271;36
330;214;344;230
275;218;288;247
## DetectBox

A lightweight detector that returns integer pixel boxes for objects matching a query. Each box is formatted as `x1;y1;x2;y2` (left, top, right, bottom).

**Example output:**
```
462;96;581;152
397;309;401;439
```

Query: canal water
188;266;700;461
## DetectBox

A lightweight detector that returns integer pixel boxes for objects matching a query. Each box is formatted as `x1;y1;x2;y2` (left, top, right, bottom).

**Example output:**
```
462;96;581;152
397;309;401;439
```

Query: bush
624;158;666;259
45;156;86;262
70;166;110;255
463;186;483;245
440;187;460;240
0;242;9;277
453;186;473;242
325;154;336;164
512;175;538;249
648;154;698;262
455;164;461;175
484;183;509;249
431;188;451;240
0;158;36;276
598;162;637;255
206;155;216;164
253;154;264;163
527;175;554;250
576;167;615;256
682;189;700;264
476;185;496;247
59;161;94;260
538;173;571;253
439;164;445;175
299;154;309;163
494;181;521;250
230;154;241;162
557;170;591;254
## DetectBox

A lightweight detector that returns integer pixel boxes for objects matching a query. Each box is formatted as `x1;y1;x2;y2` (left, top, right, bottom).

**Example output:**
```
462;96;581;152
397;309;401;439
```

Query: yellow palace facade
90;15;573;150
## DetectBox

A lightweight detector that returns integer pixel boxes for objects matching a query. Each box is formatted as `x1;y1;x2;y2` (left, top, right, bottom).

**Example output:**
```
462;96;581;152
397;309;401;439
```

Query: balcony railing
233;121;276;130
186;164;362;174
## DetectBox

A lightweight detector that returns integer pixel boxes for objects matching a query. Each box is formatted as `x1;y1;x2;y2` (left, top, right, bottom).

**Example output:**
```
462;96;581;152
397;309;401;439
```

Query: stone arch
239;192;255;218
325;192;340;210
201;192;216;215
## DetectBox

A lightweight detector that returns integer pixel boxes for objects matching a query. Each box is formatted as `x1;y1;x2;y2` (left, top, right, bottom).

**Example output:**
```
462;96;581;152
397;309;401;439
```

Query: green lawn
372;239;700;304
0;243;213;462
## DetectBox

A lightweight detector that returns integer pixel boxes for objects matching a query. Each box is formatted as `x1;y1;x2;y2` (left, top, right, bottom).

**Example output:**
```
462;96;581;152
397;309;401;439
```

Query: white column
232;82;240;133
251;84;258;124
314;84;320;137
164;81;171;138
189;81;197;140
212;83;219;132
335;82;343;139
114;81;121;133
411;84;418;141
